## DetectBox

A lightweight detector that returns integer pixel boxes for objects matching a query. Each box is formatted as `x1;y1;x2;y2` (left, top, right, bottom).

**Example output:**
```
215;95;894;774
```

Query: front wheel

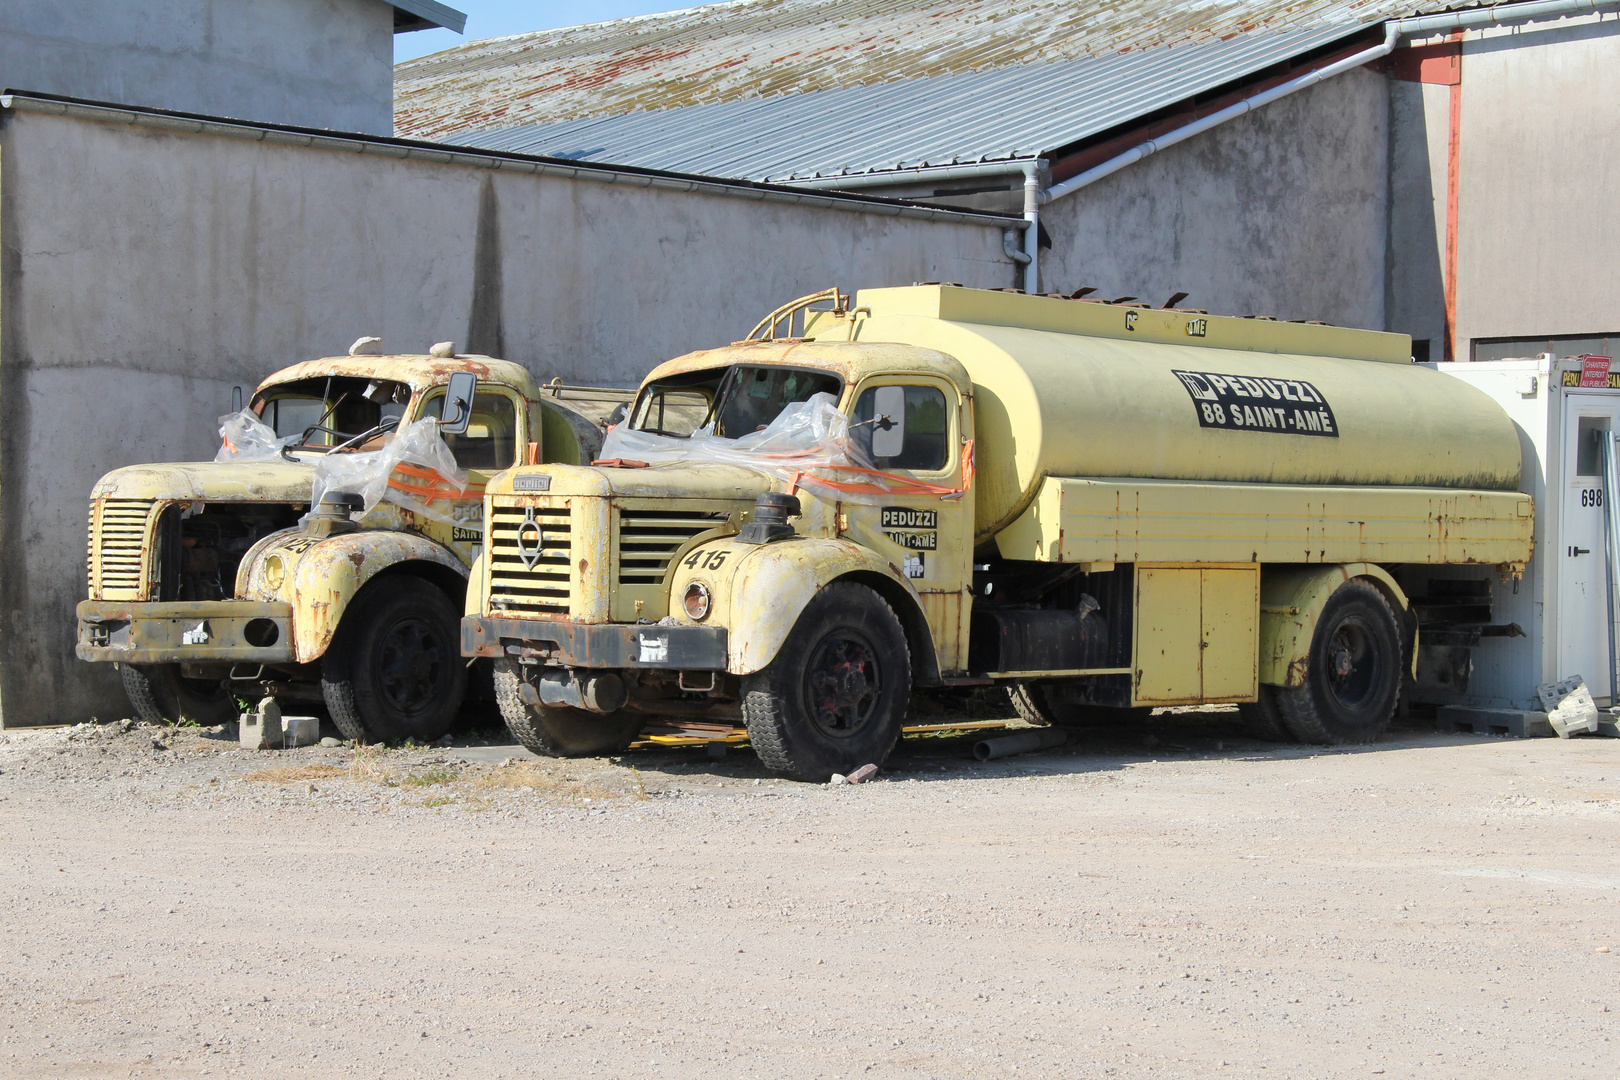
321;577;466;744
118;663;237;726
1275;580;1402;745
743;582;911;782
492;660;644;757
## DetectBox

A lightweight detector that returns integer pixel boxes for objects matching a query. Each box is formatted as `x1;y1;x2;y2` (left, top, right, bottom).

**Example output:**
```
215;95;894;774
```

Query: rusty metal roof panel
396;0;1462;148
451;24;1376;181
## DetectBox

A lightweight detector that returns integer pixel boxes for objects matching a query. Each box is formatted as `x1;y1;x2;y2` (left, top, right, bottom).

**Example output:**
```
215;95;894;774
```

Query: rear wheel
321;577;466;744
1237;685;1289;741
118;663;237;726
493;660;644;757
1008;681;1151;727
1275;580;1401;745
743;582;911;782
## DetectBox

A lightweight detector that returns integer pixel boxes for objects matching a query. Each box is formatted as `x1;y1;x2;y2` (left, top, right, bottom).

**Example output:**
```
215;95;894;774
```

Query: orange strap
386;463;482;502
787;439;975;498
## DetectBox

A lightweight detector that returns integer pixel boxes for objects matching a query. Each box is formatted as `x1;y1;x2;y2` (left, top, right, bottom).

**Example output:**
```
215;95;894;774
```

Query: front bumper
462;616;729;671
77;600;294;664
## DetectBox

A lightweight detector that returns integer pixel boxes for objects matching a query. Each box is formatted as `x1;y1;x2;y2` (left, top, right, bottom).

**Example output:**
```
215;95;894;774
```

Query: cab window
419;389;521;469
630;365;842;439
851;384;950;471
253;376;409;447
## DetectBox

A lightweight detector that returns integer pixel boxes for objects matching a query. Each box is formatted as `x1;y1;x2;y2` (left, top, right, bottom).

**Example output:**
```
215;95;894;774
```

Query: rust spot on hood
349;551;366;568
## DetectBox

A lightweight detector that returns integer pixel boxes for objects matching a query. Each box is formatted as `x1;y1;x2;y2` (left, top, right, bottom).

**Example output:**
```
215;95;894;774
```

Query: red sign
1581;355;1613;388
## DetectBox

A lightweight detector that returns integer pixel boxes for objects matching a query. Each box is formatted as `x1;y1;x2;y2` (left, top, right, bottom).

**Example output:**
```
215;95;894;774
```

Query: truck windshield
253;376;411;450
631;365;842;439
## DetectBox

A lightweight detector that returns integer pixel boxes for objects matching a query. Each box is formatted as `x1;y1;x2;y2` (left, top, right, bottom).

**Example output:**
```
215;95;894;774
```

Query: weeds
476;764;623;803
348;744;395;786
242;764;344;782
402;767;458;787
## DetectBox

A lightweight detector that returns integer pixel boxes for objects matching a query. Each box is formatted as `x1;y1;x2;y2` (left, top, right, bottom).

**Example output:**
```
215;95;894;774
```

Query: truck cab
78;346;631;743
465;286;1536;780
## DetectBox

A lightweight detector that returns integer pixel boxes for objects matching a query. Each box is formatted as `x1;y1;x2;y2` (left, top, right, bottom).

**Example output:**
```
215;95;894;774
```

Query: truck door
1558;391;1620;703
415;385;527;562
838;376;973;673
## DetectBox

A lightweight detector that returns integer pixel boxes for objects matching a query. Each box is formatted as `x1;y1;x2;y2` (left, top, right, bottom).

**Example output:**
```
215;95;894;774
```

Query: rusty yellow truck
77;344;629;743
462;285;1534;780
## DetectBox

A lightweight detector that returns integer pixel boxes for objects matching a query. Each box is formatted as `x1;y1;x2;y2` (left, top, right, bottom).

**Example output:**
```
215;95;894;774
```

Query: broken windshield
252;376;411;451
630;365;842;439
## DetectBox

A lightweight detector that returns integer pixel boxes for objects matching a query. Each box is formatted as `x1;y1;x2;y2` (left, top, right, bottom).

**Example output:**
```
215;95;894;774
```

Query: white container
1430;354;1620;708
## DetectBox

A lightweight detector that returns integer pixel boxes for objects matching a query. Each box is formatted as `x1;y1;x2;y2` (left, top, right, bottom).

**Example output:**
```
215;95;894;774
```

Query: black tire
492;660;644;757
321;576;466;744
1237;685;1290;741
1007;681;1151;727
742;581;911;782
1275;580;1402;745
118;663;237;726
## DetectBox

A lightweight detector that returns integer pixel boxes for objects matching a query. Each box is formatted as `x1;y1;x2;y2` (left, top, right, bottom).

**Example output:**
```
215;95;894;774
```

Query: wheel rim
1322;614;1381;711
803;630;882;739
375;616;448;716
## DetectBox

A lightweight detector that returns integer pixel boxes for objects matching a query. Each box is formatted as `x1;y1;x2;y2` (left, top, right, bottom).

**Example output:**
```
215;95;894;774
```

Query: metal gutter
0;91;1017;231
391;0;467;35
792;159;1037;190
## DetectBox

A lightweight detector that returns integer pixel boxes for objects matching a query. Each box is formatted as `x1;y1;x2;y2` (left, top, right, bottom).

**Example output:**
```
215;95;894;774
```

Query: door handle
1570;546;1592;556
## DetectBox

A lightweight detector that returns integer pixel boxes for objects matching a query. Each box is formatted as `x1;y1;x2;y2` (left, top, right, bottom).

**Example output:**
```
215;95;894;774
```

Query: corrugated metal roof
395;0;1462;144
453;25;1375;181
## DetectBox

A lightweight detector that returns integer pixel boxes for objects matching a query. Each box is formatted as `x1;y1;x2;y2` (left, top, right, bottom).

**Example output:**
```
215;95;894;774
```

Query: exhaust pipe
973;727;1070;761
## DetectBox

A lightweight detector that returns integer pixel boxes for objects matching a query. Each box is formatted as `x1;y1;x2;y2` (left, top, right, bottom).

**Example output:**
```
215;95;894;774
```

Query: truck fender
286;532;468;663
670;537;929;676
1258;563;1411;688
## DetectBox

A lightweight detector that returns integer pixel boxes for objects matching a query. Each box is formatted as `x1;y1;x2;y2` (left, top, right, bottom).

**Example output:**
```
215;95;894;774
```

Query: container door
1557;394;1620;703
1200;567;1260;700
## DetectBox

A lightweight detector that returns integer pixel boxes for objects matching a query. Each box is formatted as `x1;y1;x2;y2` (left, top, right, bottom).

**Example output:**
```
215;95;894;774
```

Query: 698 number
1582;488;1605;508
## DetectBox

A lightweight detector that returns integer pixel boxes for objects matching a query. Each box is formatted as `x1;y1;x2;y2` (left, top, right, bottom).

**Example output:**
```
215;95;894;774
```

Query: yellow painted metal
239;529;467;663
1257;563;1410;689
827;285;1523;543
1133;564;1258;705
995;477;1535;567
663;534;930;675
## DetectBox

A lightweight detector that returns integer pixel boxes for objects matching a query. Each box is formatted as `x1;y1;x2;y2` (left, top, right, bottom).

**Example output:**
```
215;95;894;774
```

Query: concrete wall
1038;69;1390;331
0;0;395;134
0;104;1009;726
1387;13;1620;358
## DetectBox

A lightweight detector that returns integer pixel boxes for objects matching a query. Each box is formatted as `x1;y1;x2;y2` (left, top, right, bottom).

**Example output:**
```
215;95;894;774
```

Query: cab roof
258;355;541;398
639;340;972;393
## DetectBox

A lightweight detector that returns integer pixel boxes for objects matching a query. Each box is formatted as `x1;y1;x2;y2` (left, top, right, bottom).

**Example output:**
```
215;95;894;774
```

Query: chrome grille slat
488;503;572;616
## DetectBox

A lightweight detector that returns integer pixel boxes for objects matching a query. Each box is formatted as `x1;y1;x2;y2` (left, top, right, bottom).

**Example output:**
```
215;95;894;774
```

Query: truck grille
488;502;572;616
617;508;729;584
92;499;154;598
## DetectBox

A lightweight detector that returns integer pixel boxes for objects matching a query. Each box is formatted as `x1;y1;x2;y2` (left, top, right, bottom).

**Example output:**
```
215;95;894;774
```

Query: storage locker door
1200;567;1260;701
1134;567;1203;703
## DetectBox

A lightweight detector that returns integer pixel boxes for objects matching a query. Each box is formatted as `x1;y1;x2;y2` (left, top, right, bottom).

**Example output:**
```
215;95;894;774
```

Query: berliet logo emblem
515;506;546;570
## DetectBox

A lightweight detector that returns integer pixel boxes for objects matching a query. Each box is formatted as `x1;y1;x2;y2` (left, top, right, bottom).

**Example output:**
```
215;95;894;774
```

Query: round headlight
683;581;712;621
263;553;286;591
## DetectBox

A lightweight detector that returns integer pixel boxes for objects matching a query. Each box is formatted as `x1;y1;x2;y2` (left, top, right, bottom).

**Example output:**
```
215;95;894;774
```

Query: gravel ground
1;708;1617;1079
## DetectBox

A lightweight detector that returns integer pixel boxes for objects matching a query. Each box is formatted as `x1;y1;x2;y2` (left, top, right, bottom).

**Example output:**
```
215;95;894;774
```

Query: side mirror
440;371;477;435
869;385;907;459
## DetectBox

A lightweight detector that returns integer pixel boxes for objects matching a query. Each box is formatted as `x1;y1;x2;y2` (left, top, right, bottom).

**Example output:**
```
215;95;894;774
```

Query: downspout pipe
1044;0;1610;206
1021;159;1043;293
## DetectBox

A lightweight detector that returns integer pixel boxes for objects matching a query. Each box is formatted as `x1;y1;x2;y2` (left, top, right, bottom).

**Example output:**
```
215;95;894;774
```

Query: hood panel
92;461;315;504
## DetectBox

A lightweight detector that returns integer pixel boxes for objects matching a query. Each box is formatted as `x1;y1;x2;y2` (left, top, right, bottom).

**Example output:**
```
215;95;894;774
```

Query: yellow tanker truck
462;285;1534;780
77;345;629;743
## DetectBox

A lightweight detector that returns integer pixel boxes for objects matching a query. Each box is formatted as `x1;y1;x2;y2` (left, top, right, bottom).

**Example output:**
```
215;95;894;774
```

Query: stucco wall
0;105;1009;725
1038;69;1390;331
0;0;395;134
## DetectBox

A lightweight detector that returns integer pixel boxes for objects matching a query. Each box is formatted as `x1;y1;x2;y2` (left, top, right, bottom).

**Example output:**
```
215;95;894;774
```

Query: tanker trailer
463;285;1534;780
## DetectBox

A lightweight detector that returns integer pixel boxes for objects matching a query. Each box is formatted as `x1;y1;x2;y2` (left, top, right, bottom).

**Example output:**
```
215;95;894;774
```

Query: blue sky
395;1;702;63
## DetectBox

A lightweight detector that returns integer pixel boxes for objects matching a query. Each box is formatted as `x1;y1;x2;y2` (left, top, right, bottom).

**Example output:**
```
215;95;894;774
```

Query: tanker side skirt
994;476;1534;567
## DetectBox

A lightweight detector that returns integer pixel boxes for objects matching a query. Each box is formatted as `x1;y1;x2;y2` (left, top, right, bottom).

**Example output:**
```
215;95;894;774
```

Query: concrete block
1437;706;1553;739
239;697;282;750
1538;677;1602;738
281;716;320;748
